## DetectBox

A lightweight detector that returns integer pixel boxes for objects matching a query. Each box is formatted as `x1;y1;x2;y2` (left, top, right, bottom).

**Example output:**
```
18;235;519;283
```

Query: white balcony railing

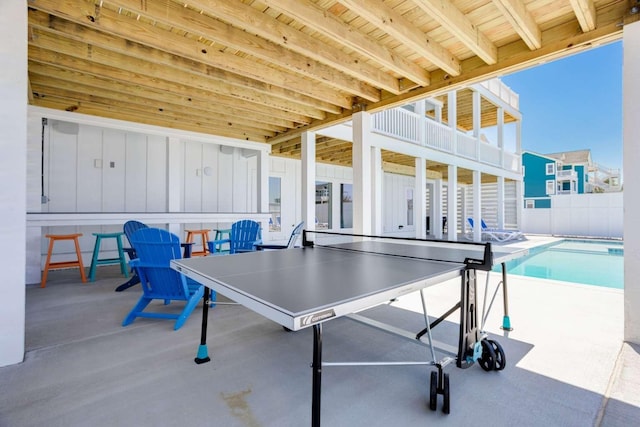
479;80;519;110
371;108;420;144
556;169;577;180
424;119;453;152
370;107;521;175
457;133;478;159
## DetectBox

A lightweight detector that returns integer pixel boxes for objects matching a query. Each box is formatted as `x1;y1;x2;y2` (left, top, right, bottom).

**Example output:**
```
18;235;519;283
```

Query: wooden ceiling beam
28;60;310;127
28;1;350;111
570;0;597;32
102;0;374;104
31;97;270;142
27;34;327;120
30;84;276;138
411;0;498;65
491;0;542;50
347;0;629;117
338;0;461;76
30;77;289;133
261;0;430;87
182;0;398;96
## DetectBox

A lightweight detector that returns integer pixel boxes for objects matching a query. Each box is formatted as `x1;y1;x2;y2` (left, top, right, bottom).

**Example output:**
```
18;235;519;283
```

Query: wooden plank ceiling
27;0;636;182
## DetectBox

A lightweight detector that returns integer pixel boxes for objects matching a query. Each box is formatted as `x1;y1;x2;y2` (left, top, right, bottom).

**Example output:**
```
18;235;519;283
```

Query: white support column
448;91;457;154
427;183;435;235
416;100;426;146
497;176;505;230
257;149;269;214
372;146;383;235
415;157;427;239
433;179;443;240
447;165;458;241
0;0;26;367
166;137;182;236
623;21;640;344
461;186;468;234
516;177;523;231
257;149;270;234
472;171;482;242
472;91;482;162
472;90;481;138
301;131;316;231
353;112;372;235
435;103;443;123
516;119;523;173
497;106;505;168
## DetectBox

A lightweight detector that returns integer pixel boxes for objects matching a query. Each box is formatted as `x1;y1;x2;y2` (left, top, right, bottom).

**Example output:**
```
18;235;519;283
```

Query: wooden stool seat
89;232;129;282
41;233;87;288
185;229;211;257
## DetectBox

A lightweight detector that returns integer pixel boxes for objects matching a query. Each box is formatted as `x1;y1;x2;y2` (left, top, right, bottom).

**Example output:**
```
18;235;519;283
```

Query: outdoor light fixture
632;0;640;15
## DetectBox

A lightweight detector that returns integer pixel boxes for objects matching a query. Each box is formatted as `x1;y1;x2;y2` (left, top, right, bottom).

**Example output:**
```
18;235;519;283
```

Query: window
546;180;555;195
525;200;535;209
315;182;332;229
268;177;281;232
546;163;555;175
340;184;353;228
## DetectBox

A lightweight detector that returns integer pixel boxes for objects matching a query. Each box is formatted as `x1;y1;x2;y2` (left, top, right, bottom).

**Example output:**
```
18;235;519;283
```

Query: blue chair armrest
123;247;136;259
207;238;230;254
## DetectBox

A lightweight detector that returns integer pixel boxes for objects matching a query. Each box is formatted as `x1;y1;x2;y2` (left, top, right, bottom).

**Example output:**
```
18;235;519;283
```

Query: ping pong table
170;231;526;426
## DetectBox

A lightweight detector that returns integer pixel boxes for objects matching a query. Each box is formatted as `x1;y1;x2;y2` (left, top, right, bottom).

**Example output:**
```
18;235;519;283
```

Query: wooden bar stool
89;232;129;282
41;233;87;288
185;229;211;256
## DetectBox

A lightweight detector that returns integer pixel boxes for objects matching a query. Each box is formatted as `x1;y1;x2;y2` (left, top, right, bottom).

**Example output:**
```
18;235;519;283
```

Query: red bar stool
41;233;87;288
185;229;211;256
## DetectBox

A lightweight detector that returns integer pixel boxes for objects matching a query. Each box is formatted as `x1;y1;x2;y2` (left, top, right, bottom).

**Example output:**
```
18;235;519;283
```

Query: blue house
522;149;621;209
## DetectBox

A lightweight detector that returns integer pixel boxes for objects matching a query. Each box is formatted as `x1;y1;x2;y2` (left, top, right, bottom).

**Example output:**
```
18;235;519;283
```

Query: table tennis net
303;231;493;269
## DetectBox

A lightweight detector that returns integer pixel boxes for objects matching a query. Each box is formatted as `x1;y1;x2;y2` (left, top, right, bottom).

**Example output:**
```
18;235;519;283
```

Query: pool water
499;240;624;289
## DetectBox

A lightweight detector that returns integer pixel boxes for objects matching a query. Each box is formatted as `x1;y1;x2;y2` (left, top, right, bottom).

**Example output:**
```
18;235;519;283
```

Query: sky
501;41;623;174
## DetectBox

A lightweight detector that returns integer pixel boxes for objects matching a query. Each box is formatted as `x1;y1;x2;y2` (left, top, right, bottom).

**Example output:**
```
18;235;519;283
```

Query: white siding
37;120;259;264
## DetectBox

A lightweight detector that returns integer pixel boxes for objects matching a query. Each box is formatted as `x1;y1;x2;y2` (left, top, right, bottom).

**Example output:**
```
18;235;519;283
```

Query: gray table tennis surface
171;240;523;331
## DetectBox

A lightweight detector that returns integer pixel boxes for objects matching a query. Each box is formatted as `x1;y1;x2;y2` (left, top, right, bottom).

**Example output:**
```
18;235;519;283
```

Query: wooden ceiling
28;0;636;178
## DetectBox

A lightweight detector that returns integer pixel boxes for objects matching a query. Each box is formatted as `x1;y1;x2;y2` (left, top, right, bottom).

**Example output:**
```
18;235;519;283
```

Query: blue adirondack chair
122;228;207;330
254;221;304;250
115;220;149;292
207;219;262;254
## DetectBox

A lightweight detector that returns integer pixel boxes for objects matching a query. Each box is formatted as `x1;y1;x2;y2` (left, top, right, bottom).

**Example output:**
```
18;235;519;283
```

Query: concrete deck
1;237;638;426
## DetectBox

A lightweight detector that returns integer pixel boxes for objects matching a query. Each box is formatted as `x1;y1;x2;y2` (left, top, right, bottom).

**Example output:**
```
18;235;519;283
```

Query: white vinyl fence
522;192;623;239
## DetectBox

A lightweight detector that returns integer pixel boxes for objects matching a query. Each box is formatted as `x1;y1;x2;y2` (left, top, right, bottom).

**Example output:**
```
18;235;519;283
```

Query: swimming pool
499;240;624;289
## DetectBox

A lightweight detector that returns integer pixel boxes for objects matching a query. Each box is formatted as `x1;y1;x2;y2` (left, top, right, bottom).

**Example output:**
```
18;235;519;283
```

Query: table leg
457;269;478;369
312;324;322;427
195;287;211;364
500;262;513;331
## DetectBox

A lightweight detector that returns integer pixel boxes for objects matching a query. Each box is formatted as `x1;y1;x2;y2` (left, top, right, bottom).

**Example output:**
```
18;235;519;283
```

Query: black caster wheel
442;373;450;414
429;371;438;411
478;339;496;371
486;339;506;371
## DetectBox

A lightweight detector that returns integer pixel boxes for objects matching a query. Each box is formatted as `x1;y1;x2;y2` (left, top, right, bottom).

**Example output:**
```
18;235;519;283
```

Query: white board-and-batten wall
26;108;267;284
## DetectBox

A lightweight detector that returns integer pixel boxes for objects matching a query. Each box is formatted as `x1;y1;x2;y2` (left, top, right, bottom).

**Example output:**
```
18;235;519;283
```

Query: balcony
371;107;520;173
556;169;578;181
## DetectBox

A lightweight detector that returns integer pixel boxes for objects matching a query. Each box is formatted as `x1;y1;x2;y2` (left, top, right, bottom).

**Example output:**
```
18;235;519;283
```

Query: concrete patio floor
1;238;639;427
